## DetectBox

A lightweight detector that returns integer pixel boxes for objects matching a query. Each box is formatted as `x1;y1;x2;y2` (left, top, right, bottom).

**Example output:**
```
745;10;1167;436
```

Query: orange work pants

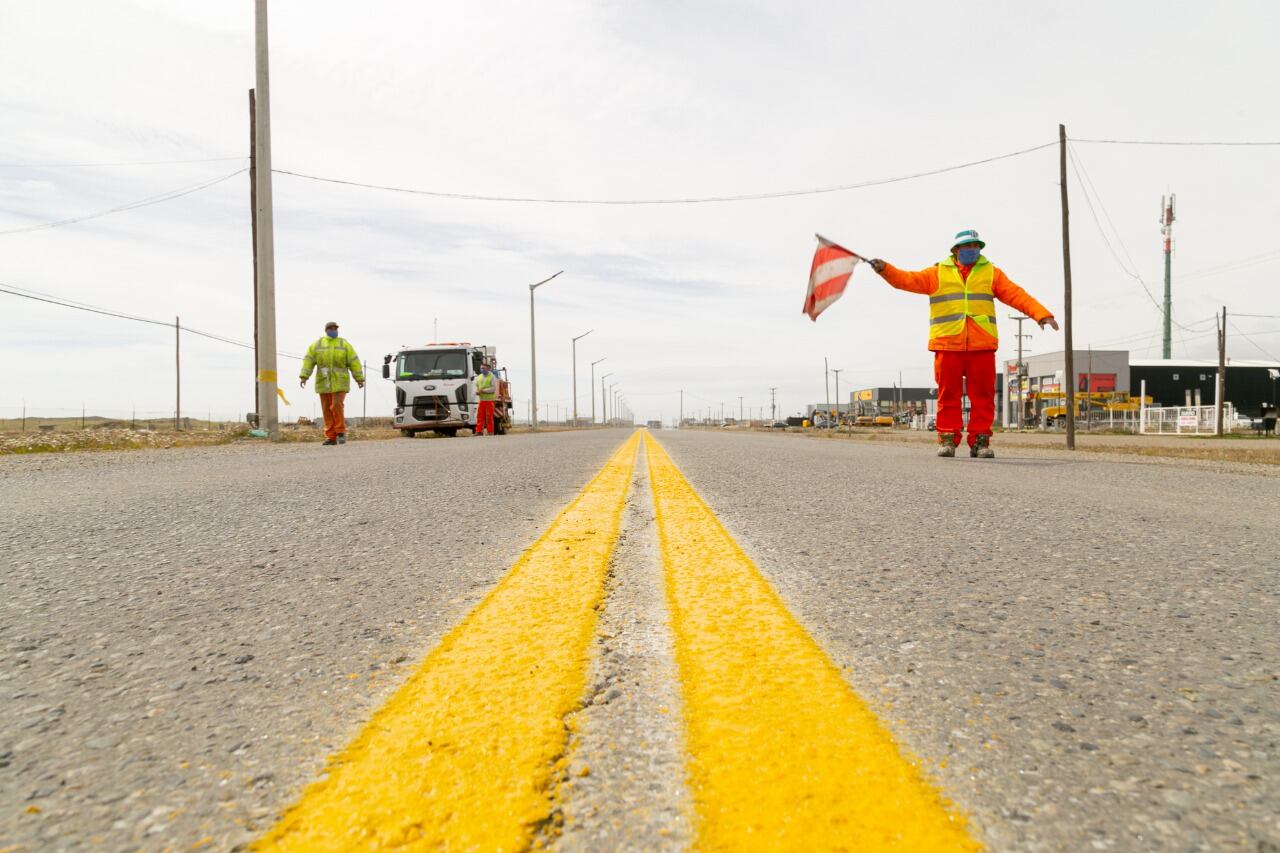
934;350;995;446
475;400;495;435
320;392;347;441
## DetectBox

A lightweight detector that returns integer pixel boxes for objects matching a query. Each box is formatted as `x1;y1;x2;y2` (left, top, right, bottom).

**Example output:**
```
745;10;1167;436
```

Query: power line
272;141;1058;205
0;282;303;360
1228;321;1280;361
0;156;247;168
0;167;247;236
1072;138;1280;147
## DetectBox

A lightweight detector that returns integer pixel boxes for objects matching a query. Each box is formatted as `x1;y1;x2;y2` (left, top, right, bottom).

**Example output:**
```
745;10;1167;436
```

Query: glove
299;379;307;389
1040;317;1060;331
357;380;365;389
868;258;886;273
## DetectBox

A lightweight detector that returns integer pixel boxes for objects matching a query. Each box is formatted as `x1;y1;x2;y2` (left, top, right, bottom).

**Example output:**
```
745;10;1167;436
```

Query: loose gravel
656;430;1279;851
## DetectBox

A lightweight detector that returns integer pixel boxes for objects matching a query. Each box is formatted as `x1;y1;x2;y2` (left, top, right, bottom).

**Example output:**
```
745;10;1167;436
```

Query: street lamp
571;329;593;427
608;382;619;425
590;357;607;425
600;373;614;424
528;270;564;430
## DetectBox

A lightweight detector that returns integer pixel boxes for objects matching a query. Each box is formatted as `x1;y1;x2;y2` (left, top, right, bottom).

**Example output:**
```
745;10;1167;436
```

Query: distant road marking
645;433;978;850
256;433;640;851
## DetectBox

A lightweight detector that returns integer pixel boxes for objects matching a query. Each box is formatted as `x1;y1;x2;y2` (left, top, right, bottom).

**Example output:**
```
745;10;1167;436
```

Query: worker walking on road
474;362;497;436
299;321;365;446
869;230;1058;458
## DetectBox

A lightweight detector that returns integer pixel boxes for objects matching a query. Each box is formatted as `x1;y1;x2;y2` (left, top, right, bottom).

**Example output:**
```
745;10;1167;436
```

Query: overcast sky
3;0;1278;423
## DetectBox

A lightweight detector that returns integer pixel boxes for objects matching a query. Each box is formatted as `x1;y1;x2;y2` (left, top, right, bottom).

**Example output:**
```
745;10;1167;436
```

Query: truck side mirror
381;364;390;380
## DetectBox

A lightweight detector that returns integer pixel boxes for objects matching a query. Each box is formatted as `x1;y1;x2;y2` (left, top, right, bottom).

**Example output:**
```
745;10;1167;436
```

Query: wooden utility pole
250;89;259;421
1217;306;1227;436
1059;124;1076;450
175;315;181;431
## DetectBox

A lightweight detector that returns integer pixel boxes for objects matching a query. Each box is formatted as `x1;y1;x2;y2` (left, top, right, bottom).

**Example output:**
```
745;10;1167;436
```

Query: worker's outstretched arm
993;270;1059;329
346;342;365;387
868;259;939;296
299;343;316;387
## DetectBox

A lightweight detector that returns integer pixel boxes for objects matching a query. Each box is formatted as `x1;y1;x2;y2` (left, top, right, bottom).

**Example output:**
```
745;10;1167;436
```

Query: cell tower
1161;193;1176;359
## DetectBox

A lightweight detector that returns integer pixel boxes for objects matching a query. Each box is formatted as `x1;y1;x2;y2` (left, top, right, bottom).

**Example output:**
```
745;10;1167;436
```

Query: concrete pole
832;369;842;424
175;316;181;432
527;270;563;431
590;357;606;425
572;329;592;426
253;0;280;439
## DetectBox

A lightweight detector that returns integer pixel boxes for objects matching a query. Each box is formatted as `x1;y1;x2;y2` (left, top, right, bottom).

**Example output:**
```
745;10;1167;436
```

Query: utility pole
1217;306;1227;436
253;0;280;439
21;400;25;433
527;270;563;430
82;403;85;431
679;389;684;428
831;369;842;424
601;372;613;426
824;357;830;418
175;316;181;431
1010;315;1032;428
1161;194;1176;359
249;89;259;419
769;387;778;423
1059;123;1076;450
571;329;592;426
738;395;743;423
362;359;368;426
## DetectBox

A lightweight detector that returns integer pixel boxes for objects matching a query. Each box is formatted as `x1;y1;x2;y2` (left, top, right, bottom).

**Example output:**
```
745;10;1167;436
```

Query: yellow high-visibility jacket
300;336;364;394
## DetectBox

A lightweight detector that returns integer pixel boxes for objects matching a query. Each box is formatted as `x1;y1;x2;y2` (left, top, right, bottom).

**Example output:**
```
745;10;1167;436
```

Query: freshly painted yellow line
644;433;978;851
256;433;640;852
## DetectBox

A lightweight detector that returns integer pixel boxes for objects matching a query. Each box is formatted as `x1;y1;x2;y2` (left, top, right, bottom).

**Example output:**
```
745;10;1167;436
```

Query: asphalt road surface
2;429;1276;850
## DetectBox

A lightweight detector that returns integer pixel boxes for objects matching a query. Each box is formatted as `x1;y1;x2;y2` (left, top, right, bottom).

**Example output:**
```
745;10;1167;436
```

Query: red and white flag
802;234;861;321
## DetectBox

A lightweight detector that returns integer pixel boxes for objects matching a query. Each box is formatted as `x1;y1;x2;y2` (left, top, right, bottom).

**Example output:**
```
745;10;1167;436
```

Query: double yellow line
256;433;976;851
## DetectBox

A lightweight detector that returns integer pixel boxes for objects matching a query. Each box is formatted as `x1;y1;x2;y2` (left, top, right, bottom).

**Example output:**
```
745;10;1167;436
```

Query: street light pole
571;329;593;427
590;357;607;425
601;373;614;425
528;270;564;431
608;382;619;425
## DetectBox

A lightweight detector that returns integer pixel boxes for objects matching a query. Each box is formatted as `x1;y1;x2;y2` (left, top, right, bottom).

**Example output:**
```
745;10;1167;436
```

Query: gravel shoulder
1;431;627;851
657;429;1279;851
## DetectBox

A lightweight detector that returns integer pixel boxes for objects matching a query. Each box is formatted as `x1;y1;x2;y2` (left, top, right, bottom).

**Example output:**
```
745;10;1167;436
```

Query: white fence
1140;404;1236;435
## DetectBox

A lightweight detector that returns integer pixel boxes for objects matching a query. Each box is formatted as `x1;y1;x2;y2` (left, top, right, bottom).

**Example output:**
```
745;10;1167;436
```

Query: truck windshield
396;350;467;380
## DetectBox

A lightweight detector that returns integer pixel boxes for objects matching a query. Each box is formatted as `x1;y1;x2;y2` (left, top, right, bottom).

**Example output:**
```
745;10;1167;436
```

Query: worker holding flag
865;229;1058;458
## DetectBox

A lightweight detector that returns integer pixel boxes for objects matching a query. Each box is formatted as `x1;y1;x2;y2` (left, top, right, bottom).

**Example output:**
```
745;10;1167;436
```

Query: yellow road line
256;433;640;852
644;433;978;851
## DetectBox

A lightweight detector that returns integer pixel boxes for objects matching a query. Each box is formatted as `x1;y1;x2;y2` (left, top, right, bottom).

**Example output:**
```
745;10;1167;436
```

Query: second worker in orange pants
869;229;1058;458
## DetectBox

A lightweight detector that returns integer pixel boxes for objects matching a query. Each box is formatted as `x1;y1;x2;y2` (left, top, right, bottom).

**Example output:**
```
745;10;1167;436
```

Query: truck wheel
495;420;507;436
435;428;458;438
401;429;417;438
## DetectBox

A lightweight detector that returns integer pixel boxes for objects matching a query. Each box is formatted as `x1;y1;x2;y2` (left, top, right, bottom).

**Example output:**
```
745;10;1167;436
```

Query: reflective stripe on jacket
931;256;998;349
475;372;497;401
300;337;364;394
879;259;1053;352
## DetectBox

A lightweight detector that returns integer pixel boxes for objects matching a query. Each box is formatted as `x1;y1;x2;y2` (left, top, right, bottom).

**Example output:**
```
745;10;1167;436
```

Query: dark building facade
1130;360;1280;416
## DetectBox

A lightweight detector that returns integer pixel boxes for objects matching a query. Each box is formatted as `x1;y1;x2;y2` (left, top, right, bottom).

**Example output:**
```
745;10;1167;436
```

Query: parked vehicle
382;342;512;437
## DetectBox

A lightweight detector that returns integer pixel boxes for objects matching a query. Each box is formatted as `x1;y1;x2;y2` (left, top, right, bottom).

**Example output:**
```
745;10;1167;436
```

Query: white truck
381;342;512;437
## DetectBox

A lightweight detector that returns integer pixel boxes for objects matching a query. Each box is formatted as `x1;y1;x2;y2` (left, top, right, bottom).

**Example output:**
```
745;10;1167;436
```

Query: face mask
957;248;981;265
326;329;338;338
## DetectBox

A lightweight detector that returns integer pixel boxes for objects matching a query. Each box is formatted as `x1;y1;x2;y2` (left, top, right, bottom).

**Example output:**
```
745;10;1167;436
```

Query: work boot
321;438;337;446
936;434;957;458
337;433;346;445
970;434;995;458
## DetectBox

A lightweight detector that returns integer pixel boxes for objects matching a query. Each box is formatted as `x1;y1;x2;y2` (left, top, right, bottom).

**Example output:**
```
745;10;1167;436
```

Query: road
2;430;1276;850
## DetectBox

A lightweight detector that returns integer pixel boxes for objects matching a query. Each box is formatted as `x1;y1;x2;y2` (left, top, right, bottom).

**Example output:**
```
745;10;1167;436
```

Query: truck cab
382;343;512;437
